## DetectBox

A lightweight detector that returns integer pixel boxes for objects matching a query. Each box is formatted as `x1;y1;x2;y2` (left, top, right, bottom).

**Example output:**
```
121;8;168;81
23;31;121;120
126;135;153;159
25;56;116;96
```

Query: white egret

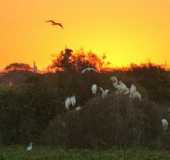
26;142;32;151
110;76;129;95
70;96;76;106
117;81;129;95
161;118;168;131
65;97;71;110
129;84;142;101
110;76;118;87
91;84;98;95
129;84;136;93
99;87;109;98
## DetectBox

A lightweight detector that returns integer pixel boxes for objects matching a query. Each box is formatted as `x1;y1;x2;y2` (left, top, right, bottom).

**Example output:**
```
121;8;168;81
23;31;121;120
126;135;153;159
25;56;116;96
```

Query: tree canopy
48;48;105;72
4;63;32;72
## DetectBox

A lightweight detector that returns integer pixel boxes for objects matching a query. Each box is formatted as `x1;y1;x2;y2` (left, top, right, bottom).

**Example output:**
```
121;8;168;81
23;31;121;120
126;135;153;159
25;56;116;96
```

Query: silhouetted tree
48;48;104;73
4;63;32;72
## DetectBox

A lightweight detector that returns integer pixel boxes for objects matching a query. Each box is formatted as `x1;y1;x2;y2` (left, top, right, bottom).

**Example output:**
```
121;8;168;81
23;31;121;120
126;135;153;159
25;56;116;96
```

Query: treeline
0;49;170;149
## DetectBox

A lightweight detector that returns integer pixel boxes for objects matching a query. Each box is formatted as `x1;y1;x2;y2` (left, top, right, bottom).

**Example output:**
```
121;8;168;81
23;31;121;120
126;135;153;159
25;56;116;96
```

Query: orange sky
1;0;170;70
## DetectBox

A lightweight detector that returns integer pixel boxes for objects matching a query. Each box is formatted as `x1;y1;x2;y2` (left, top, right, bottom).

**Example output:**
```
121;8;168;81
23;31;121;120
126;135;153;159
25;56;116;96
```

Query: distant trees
48;48;105;73
4;63;32;72
128;63;170;104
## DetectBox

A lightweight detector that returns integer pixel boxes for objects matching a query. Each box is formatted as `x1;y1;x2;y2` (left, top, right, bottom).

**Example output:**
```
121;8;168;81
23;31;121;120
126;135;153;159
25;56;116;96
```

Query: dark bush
43;94;162;149
0;81;64;144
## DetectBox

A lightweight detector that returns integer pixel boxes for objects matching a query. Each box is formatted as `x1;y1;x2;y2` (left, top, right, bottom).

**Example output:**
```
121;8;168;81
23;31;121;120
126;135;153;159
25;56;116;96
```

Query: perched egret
110;76;118;86
130;90;142;101
26;142;32;151
117;81;129;95
111;76;129;95
129;84;136;93
99;87;109;98
65;97;71;110
70;96;76;106
161;118;168;131
129;84;142;101
81;67;97;74
91;84;98;95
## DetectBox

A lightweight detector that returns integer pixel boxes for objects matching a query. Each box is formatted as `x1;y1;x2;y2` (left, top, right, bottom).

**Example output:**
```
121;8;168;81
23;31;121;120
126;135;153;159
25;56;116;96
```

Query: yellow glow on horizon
0;0;170;70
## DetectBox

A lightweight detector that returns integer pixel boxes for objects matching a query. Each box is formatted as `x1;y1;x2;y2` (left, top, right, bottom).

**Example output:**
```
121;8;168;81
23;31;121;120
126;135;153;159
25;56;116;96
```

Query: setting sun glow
1;0;170;70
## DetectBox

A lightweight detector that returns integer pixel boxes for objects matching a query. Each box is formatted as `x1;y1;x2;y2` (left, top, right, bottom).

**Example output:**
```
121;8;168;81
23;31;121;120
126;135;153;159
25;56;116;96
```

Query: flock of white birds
111;76;142;100
25;68;168;151
64;74;143;112
64;70;168;132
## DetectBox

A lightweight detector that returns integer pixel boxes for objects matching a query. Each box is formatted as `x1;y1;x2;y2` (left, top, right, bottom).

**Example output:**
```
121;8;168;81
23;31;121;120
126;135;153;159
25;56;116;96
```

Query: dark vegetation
0;48;170;149
1;147;170;160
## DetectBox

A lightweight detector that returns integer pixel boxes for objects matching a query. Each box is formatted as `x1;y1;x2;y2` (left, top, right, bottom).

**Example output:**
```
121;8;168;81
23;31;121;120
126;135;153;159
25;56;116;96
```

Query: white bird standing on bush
65;96;77;110
26;142;32;151
110;76;118;86
99;87;109;98
91;84;98;95
111;76;122;89
129;84;142;101
110;76;129;95
65;97;72;110
117;81;129;95
161;118;168;131
81;67;97;74
70;96;76;106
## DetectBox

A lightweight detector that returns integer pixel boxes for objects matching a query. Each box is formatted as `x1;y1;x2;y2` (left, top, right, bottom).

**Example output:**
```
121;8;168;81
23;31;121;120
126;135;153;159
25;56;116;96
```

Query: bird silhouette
46;20;64;29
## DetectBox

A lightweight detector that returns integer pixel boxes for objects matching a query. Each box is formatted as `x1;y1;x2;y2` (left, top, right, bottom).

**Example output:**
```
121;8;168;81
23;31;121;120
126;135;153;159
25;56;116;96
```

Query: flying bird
46;20;64;29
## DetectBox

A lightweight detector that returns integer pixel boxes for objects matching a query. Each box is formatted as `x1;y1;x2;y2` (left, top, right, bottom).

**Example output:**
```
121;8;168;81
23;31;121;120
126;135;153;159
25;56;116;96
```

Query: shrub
43;94;162;149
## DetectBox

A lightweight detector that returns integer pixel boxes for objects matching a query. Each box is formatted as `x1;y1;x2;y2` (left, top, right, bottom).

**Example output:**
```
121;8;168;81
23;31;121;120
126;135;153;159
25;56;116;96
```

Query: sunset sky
1;0;170;70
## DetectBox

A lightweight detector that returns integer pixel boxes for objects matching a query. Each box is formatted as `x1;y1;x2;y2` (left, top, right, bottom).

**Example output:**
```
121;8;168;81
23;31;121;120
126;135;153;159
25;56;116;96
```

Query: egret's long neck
113;79;118;86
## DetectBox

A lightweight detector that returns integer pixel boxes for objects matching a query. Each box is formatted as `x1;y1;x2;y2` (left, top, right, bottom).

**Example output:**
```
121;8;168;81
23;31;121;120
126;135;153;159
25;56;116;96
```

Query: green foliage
0;147;170;160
